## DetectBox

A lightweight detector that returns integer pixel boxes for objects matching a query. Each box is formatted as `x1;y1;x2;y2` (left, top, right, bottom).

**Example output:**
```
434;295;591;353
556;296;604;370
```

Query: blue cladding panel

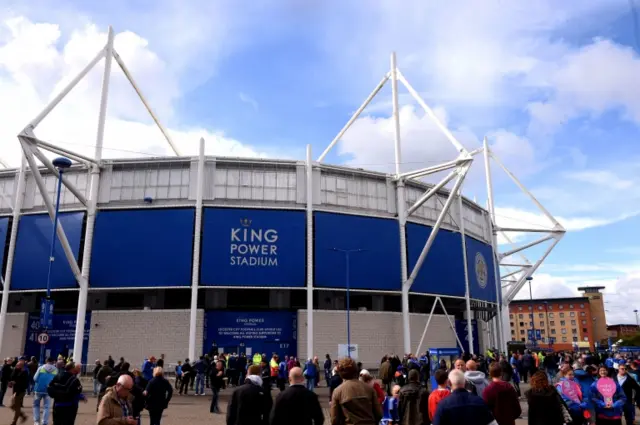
465;235;498;303
406;223;465;297
204;311;297;358
0;217;8;281
201;208;305;287
90;209;194;287
12;212;84;290
314;212;401;290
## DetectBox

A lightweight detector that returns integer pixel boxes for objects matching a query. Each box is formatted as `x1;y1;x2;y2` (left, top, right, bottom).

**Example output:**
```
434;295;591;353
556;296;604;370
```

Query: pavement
0;381;532;425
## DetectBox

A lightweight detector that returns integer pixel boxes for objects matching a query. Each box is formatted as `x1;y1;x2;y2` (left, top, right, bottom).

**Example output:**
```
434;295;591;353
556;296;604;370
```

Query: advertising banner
204;311;297;359
314;212;401;290
24;313;91;363
201;208;305;287
455;319;480;354
464;235;498;303
90;209;195;287
12;212;84;290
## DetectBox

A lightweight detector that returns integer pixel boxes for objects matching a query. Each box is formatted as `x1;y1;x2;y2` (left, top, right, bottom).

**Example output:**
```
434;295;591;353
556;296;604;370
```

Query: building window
560;313;565;318
570;312;575;317
569;304;574;309
573;337;578;342
520;322;524;327
548;305;553;310
538;305;543;310
520;330;525;335
549;313;555;318
540;321;545;327
550;321;555;326
539;313;544;318
519;314;523;319
518;307;523;311
584;337;589;341
583;328;588;333
571;320;576;325
561;320;566;326
541;329;545;334
551;329;556;334
581;312;586;316
510;314;513;319
562;336;567;342
510;322;514;327
521;338;526;342
582;320;587;325
572;328;577;334
511;330;515;334
528;306;532;310
530;322;533;327
561;329;567;334
559;305;564;309
580;303;585;308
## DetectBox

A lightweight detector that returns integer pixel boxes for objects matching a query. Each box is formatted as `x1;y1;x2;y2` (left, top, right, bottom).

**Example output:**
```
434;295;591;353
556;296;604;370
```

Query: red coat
373;382;385;404
482;380;522;425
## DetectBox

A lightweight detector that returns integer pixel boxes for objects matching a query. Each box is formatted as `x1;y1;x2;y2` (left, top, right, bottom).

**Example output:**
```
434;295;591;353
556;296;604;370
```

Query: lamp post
332;248;364;358
40;157;72;363
544;301;551;349
634;310;639;328
527;276;535;347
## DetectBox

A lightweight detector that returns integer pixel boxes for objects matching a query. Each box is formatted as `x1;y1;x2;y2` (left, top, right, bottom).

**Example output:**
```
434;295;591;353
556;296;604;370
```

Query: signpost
37;332;49;345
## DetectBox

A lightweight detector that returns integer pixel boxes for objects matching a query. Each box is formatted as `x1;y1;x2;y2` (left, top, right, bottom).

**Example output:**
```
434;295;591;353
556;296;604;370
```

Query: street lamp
40;157;72;362
527;276;536;346
543;301;551;348
331;248;364;358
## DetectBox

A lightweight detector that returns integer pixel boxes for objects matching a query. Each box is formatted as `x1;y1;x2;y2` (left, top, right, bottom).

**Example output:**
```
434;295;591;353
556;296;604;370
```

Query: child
175;360;183;390
380;385;401;425
428;369;451;422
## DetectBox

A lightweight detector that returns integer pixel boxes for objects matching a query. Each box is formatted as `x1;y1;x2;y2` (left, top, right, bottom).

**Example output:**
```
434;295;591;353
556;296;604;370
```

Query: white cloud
512;273;580;300
239;92;259;111
0;17;264;167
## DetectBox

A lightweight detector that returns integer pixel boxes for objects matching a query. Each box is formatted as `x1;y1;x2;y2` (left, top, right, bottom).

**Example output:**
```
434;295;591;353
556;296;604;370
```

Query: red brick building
607;324;640;340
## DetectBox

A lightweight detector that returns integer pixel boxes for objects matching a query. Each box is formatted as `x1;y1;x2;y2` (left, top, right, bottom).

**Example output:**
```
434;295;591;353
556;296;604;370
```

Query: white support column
415;297;438;356
483;138;504;352
0;157;26;355
459;193;474;354
73;26;114;363
29;145;88;206
391;52;411;355
437;297;465;350
189;137;205;361
306;144;314;359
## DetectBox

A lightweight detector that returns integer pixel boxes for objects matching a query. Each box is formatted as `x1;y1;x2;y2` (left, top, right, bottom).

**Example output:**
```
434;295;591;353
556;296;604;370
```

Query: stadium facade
0;28;564;368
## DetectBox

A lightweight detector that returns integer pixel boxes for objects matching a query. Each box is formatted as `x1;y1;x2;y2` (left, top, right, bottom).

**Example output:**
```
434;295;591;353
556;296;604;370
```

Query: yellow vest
253;353;262;365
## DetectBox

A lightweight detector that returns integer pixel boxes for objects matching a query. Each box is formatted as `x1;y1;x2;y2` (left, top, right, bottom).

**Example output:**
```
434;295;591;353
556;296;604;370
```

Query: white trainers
34;421;39;425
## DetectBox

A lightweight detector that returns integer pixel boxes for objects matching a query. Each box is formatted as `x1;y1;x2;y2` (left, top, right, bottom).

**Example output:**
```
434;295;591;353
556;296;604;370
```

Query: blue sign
428;348;461;389
464;236;498;303
12;212;84;290
40;299;54;329
201;208;305;287
314;212;401;290
0;217;8;283
204;311;297;359
536;329;542;341
91;209;195;287
455;319;479;354
549;337;556;345
25;313;91;363
406;224;465;297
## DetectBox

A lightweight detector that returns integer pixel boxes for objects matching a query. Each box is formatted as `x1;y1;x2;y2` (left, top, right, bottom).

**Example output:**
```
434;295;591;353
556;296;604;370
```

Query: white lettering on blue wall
229;224;279;267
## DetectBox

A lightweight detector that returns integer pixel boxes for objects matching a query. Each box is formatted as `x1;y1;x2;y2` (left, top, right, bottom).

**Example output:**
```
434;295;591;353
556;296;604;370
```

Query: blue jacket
175;365;182;376
381;396;399;424
142;360;155;381
605;358;614;369
590;379;626;420
574;369;596;410
33;364;58;394
278;361;287;379
432;388;495;425
556;378;587;414
303;361;317;378
193;360;206;374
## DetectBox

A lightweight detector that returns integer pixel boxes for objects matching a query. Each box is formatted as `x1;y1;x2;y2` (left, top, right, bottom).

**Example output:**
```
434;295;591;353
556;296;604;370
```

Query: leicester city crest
475;252;488;289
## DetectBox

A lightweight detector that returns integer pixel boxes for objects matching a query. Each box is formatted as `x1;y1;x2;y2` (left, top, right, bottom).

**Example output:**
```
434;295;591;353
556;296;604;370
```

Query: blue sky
0;0;639;323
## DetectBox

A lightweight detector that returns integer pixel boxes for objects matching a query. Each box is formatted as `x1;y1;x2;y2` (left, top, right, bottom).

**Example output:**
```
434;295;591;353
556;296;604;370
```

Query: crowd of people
1;349;640;425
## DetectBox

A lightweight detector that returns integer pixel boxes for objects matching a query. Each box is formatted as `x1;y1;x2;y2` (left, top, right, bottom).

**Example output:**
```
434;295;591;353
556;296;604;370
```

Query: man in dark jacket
616;363;640;425
521;351;533;384
0;358;13;406
48;362;85;425
398;369;429;425
379;356;393;395
432;370;496;425
9;360;29;425
179;359;192;395
270;366;324;425
499;356;513;383
482;363;521;425
226;364;272;425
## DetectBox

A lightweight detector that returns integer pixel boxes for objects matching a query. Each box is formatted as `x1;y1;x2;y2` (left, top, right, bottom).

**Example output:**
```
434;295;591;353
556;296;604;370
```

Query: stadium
0;31;563;369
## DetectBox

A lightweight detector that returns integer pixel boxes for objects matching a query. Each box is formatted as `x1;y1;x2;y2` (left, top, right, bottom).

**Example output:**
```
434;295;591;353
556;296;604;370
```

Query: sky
0;1;639;325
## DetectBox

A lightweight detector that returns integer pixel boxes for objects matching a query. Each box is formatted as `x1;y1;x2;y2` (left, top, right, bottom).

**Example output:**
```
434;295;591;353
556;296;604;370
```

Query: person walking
226;364;272;425
0;358;13;406
93;360;103;397
590;365;626;425
270;366;324;425
32;357;58;425
614;362;639;425
431;369;496;425
464;360;489;398
47;362;86;425
379;356;393;396
209;360;224;414
179;359;192;396
482;363;521;425
97;375;137;425
324;354;332;387
143;367;173;425
525;371;568;425
330;357;382;425
303;358;318;391
193;356;206;396
27;357;38;396
398;369;429;425
556;365;588;425
428;369;451;423
9;360;29;425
